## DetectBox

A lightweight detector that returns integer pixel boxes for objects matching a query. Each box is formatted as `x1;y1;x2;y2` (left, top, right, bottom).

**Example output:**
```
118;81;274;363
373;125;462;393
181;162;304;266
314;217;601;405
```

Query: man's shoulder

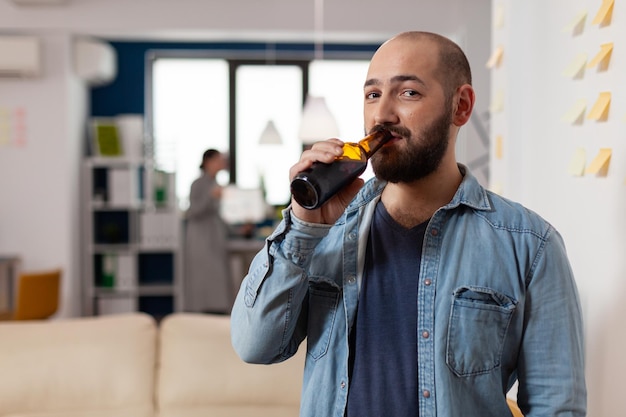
477;190;554;239
455;166;554;238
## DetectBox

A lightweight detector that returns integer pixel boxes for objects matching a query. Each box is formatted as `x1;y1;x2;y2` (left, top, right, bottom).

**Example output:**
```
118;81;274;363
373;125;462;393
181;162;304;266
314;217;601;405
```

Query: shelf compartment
93;210;131;244
138;252;174;285
90;165;145;206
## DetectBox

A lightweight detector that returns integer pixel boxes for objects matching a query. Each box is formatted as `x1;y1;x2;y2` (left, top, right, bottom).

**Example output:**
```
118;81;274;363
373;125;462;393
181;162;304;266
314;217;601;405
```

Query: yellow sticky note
494;4;505;29
486;45;504;68
587;92;611;121
495;135;503;159
562;99;587;124
563;53;587;78
567;148;587;176
587;43;613;69
563;10;587;34
490;89;504;113
592;0;614;25
585;148;612;175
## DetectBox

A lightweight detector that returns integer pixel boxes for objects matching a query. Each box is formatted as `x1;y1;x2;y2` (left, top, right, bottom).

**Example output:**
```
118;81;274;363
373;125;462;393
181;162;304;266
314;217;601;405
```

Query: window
152;58;229;209
235;64;303;206
151;54;371;211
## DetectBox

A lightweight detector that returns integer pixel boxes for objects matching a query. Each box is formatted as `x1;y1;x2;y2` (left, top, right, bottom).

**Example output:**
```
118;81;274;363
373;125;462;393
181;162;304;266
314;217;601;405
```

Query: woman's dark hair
200;149;220;169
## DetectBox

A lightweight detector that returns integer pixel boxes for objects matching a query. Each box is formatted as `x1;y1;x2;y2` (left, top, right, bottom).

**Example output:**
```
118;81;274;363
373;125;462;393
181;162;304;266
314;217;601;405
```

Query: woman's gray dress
184;174;232;313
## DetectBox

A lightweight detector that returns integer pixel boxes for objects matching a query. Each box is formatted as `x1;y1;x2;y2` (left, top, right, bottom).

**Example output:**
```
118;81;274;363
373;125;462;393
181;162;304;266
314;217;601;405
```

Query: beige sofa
0;313;305;417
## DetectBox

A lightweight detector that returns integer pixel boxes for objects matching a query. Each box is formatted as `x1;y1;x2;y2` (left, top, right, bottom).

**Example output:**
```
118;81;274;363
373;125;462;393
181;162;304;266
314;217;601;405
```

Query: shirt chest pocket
446;285;517;377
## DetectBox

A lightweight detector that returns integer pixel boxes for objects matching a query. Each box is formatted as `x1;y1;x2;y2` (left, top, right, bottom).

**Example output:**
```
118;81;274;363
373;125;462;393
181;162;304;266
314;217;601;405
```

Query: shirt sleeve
516;226;587;416
230;206;332;364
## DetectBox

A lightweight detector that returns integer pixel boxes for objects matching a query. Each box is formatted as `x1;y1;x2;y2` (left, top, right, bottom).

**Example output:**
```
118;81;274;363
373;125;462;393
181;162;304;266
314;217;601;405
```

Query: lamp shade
258;120;283;145
298;95;340;145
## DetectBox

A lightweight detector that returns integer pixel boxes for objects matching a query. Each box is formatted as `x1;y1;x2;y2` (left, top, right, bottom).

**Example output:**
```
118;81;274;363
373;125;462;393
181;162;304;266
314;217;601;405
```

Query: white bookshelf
81;156;183;319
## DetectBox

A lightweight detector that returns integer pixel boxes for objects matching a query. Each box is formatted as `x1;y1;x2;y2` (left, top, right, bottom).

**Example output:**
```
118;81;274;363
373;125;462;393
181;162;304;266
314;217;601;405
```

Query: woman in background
184;149;232;314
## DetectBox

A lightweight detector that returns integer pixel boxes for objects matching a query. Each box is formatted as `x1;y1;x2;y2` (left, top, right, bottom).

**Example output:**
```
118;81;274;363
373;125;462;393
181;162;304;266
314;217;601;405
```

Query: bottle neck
358;130;393;158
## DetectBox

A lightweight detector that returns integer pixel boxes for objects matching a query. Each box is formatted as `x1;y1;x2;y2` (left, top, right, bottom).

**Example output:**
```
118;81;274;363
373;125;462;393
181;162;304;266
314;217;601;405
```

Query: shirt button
347;275;356;284
424;278;432;286
348;232;357;240
423;390;431;398
430;228;439;236
422;331;430;339
340;381;346;389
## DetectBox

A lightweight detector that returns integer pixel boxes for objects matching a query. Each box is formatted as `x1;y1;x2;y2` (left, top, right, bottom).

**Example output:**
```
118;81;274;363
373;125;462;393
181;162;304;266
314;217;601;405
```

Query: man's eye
403;90;421;97
365;91;380;99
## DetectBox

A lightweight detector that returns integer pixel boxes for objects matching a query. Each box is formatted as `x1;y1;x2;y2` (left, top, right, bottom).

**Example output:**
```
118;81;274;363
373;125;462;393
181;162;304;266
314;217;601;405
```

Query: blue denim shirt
231;165;586;417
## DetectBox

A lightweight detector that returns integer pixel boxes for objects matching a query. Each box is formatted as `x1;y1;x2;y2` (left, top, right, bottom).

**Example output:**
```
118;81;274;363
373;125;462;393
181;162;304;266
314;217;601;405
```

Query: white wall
0;0;492;319
491;1;625;416
0;34;86;317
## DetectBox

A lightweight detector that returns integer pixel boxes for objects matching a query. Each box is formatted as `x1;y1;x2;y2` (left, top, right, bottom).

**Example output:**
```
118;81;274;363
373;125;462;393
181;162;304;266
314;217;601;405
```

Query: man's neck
380;163;462;229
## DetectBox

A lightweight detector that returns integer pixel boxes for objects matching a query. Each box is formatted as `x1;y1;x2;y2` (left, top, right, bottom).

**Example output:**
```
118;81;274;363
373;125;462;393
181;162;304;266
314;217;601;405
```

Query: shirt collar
349;163;492;213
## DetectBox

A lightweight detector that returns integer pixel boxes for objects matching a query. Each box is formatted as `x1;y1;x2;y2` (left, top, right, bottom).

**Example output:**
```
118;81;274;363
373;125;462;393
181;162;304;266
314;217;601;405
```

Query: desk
0;255;21;313
227;239;264;299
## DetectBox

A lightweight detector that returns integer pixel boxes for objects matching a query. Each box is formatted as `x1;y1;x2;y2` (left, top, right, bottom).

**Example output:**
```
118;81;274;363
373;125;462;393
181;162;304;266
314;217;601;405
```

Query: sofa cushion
0;313;156;417
156;313;305;417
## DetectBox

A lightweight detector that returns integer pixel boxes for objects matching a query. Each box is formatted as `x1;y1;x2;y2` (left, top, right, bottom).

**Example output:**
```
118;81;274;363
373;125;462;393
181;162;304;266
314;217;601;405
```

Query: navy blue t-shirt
347;202;427;417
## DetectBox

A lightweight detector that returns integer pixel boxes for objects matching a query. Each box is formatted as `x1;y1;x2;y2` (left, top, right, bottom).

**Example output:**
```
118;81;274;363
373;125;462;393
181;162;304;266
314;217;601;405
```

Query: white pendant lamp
258;120;283;145
298;95;340;145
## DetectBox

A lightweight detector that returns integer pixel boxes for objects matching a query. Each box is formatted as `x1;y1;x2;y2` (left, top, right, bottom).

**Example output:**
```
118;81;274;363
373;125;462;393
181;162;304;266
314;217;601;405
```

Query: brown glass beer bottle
290;129;393;210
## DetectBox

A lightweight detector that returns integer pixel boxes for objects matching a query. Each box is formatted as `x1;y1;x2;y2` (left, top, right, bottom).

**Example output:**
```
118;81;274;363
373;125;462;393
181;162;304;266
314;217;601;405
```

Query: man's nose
372;96;400;126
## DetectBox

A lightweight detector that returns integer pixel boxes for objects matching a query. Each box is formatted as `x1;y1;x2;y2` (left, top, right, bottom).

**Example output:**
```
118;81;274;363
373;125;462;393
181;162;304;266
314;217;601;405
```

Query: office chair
0;268;61;321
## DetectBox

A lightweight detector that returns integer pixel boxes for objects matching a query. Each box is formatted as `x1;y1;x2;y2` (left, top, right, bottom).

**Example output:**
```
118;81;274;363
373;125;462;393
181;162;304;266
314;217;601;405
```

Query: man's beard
370;108;452;183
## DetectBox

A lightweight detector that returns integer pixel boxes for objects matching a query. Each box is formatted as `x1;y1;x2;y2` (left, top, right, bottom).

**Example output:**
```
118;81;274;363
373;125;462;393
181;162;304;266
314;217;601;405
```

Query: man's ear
452;84;475;126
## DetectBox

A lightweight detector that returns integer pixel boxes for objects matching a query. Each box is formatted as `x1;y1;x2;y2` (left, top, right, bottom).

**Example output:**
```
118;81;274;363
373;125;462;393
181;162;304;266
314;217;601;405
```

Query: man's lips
384;134;402;145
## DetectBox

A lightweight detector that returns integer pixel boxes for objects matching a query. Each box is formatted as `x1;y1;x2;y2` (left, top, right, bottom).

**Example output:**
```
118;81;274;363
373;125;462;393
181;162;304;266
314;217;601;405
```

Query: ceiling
0;0;487;44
